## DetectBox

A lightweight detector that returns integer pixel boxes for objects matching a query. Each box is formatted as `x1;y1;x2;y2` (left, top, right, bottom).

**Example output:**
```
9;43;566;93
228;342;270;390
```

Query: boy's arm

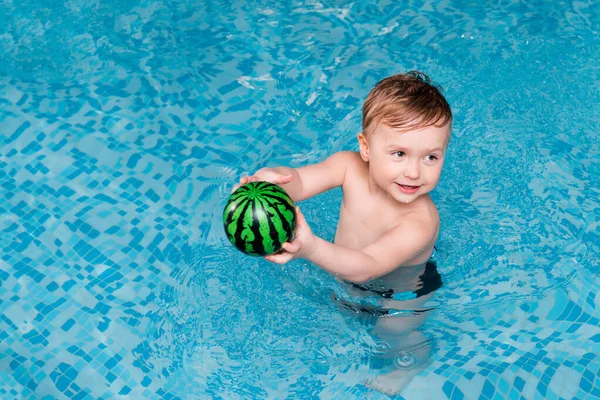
309;219;434;282
237;151;357;202
271;209;435;283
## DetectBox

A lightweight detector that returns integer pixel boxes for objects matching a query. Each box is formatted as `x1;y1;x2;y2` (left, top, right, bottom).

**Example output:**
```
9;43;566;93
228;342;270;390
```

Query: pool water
1;0;599;399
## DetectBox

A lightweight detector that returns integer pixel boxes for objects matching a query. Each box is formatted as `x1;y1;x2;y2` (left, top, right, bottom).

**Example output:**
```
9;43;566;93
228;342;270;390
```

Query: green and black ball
223;181;297;256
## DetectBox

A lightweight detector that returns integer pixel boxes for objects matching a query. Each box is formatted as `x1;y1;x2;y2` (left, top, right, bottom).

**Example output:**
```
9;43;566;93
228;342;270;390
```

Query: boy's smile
358;123;450;204
396;183;421;194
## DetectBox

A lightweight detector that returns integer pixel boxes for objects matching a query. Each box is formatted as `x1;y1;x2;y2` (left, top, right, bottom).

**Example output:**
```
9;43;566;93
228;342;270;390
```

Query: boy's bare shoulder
402;193;438;218
326;151;366;184
333;151;366;175
329;151;363;165
398;195;440;234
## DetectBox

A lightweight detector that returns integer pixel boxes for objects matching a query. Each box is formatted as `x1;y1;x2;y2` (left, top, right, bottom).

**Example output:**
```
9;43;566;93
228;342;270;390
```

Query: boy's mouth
396;183;421;194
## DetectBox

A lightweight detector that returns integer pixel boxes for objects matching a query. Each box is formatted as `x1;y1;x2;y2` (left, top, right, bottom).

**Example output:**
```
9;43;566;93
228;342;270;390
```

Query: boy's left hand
264;206;317;264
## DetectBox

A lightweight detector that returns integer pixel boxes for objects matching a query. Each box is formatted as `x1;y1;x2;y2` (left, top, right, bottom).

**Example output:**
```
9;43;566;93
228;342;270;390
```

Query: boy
235;71;452;394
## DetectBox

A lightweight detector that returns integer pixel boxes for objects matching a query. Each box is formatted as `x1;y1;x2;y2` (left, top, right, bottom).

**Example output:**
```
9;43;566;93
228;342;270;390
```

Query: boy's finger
278;174;294;183
282;241;300;253
264;254;277;263
265;253;289;264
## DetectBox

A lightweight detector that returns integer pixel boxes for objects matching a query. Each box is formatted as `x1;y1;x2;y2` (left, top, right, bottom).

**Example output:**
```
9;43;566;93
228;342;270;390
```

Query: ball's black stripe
223;198;235;231
224;196;245;225
232;199;252;251
254;181;268;190
259;192;295;209
256;181;276;192
230;186;249;200
256;196;282;252
225;195;250;227
250;199;267;255
260;186;291;199
261;195;295;238
252;186;295;237
260;191;295;212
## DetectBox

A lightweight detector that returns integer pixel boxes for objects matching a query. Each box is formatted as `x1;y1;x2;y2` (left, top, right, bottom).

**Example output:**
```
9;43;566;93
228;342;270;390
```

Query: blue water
1;0;599;399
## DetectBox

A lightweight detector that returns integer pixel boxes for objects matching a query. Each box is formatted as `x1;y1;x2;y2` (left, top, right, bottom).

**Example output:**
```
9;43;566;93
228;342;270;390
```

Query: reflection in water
331;260;442;395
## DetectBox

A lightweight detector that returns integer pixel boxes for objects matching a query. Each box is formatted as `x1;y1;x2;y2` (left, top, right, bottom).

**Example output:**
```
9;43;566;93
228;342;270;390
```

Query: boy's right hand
232;168;294;193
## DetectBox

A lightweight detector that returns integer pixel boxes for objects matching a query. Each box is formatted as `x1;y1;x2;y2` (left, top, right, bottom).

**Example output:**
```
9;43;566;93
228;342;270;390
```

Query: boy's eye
392;151;405;158
425;155;438;161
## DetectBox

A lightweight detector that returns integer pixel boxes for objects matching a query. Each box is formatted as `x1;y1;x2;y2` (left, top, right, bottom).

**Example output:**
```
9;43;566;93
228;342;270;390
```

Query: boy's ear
357;132;369;162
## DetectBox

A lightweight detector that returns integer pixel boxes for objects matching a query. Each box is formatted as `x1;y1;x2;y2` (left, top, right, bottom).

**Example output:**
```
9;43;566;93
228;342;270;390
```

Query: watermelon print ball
223;181;297;256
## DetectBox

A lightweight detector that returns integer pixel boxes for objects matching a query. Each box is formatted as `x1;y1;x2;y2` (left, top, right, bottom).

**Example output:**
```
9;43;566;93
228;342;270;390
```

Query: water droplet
394;351;417;369
371;340;393;356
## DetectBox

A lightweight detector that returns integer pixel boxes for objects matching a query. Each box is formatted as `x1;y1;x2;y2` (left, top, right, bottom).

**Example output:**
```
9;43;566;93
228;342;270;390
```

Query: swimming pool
1;0;599;398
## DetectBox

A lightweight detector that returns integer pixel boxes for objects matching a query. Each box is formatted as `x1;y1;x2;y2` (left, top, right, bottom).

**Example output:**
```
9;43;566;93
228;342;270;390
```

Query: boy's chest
334;197;403;249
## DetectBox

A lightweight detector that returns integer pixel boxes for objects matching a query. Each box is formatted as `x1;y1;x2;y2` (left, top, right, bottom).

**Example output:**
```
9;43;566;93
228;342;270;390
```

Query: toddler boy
235;71;452;394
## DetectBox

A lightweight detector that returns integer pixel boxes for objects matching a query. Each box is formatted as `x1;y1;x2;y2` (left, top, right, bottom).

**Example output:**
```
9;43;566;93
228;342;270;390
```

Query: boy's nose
403;162;420;179
404;170;420;179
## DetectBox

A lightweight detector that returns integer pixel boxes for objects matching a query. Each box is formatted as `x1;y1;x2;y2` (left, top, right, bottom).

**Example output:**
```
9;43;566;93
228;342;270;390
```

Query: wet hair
362;71;452;135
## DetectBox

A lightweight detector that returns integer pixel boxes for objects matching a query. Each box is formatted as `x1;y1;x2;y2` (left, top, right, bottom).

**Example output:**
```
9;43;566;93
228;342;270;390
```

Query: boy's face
358;123;450;204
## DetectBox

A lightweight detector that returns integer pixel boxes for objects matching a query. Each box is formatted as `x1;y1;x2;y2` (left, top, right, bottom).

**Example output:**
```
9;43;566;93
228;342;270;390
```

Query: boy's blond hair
362;71;452;135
